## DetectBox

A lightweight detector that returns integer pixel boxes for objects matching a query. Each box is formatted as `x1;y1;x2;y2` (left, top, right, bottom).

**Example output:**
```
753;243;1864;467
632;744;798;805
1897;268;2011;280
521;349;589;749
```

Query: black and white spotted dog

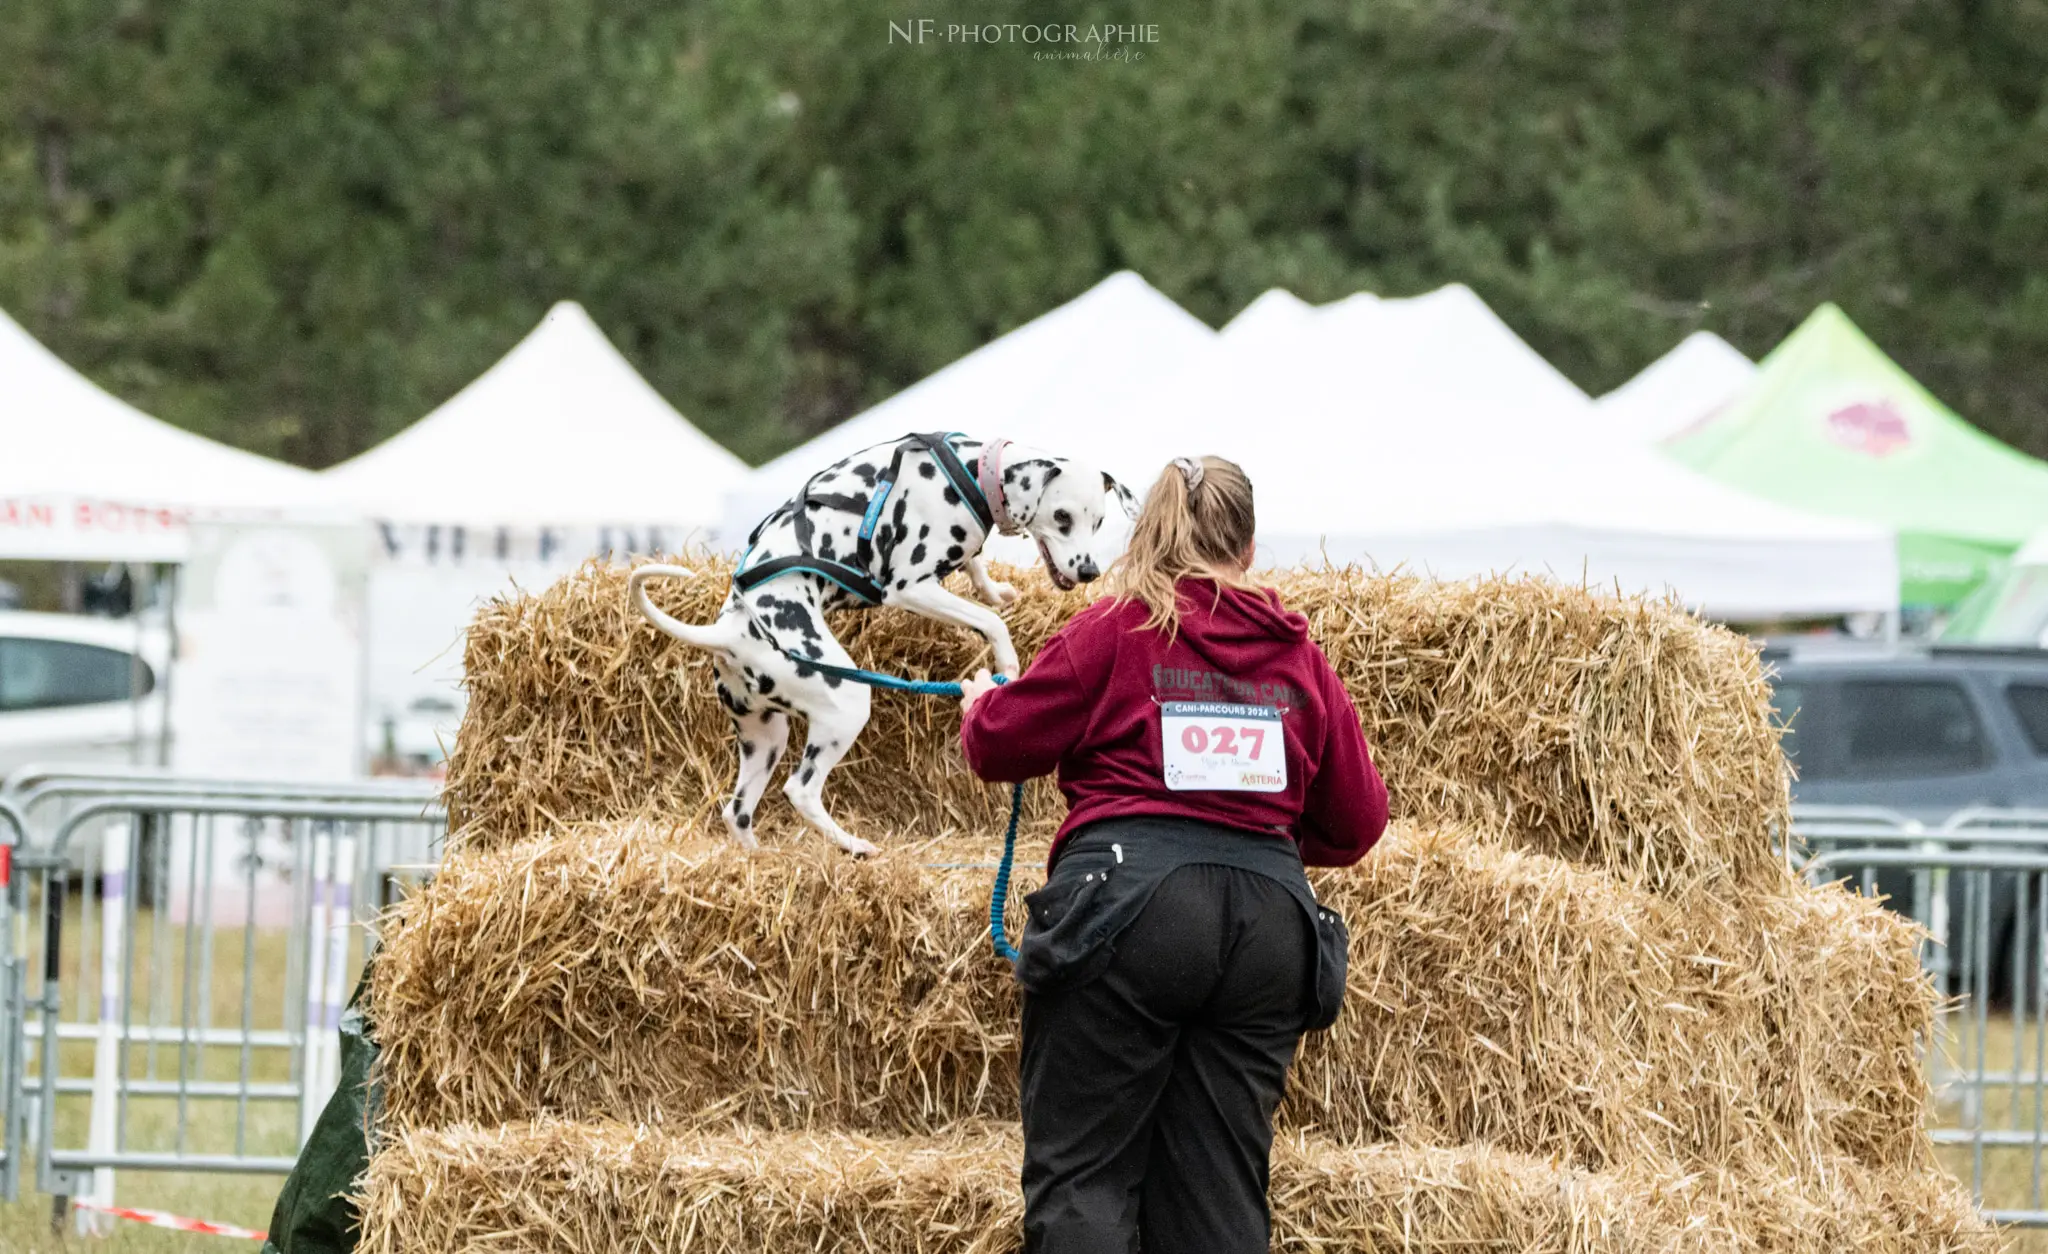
631;432;1138;856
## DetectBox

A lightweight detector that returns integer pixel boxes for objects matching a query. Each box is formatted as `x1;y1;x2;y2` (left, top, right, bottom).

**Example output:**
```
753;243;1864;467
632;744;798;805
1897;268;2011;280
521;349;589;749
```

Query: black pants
1019;863;1312;1254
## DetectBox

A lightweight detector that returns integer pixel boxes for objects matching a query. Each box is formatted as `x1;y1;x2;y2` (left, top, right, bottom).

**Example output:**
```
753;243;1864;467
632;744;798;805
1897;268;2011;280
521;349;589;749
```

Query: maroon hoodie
960;580;1389;869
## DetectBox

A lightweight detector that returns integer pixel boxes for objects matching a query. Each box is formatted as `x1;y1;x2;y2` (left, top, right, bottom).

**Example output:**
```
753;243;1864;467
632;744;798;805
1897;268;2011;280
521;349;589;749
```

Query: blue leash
783;650;1024;963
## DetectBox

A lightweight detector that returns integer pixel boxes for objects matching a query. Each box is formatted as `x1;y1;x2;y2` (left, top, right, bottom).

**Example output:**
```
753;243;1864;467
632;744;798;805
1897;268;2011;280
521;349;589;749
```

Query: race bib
1161;702;1287;792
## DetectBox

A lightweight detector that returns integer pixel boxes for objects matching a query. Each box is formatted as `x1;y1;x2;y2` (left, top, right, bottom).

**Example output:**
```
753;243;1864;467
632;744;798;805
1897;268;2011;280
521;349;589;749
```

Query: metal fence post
0;797;25;1203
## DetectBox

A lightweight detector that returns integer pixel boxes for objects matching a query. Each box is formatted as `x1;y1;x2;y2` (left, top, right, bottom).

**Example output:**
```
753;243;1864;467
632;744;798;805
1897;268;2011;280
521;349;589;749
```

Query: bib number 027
1160;702;1287;793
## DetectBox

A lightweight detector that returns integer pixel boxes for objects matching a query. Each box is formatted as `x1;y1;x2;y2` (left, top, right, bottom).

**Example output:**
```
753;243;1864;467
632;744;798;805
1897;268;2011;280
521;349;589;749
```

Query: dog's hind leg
725;705;789;849
712;666;788;849
782;681;876;858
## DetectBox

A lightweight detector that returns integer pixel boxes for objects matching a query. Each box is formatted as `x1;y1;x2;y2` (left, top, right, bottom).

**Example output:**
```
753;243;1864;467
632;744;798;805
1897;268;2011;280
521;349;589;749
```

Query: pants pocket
1016;860;1119;994
1306;904;1350;1031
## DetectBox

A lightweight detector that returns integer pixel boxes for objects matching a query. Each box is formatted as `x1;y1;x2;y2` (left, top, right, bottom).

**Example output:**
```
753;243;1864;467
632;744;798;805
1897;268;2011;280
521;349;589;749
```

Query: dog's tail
629;564;740;653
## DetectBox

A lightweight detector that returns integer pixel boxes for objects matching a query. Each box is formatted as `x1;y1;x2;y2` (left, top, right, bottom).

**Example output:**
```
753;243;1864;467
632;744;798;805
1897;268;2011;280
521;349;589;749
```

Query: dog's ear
1103;472;1140;521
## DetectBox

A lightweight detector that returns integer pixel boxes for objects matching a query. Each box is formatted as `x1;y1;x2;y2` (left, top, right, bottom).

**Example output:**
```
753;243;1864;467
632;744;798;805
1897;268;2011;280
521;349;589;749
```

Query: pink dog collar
979;437;1021;535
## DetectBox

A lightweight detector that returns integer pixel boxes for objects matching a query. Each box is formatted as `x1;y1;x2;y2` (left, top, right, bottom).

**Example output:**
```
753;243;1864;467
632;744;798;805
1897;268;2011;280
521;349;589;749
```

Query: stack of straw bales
360;1121;1986;1254
444;558;1787;893
361;560;1996;1252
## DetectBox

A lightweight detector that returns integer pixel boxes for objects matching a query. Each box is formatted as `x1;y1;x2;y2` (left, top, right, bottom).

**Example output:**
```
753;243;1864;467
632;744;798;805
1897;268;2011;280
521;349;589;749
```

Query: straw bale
1743;879;1941;1171
356;1119;1677;1254
442;558;1790;893
370;821;1930;1175
373;821;1021;1138
355;1119;1997;1254
1658;1160;2001;1254
1298;828;1733;1169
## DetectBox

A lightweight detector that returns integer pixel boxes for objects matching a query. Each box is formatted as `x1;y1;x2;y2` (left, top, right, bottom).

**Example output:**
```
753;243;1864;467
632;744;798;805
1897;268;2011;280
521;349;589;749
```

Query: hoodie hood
1177;578;1310;645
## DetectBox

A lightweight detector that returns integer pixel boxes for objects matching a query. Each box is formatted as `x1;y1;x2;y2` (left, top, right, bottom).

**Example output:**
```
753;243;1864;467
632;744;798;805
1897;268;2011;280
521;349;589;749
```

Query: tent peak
1225;289;1316;337
1773;302;1866;354
1081;270;1172;305
1596;329;1756;443
1320;291;1382;312
319;301;743;528
1041;271;1210;341
542;298;595;321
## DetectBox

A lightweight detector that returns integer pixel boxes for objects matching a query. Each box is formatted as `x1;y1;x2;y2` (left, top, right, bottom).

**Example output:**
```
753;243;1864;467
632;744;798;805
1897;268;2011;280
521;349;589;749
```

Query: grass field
2;905;2044;1251
0;898;343;1251
1935;1015;2048;1252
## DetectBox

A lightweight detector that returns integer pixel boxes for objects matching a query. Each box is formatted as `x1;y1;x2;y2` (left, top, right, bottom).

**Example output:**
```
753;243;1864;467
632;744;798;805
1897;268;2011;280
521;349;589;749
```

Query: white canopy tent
0;306;321;561
321;301;748;763
1942;527;2048;646
718;272;1216;563
1596;330;1757;443
1222;288;1319;336
324;300;745;545
1164;284;1898;620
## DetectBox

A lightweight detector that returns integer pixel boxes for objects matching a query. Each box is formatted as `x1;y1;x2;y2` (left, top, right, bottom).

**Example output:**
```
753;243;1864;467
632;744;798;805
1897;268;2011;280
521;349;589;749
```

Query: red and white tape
72;1199;267;1241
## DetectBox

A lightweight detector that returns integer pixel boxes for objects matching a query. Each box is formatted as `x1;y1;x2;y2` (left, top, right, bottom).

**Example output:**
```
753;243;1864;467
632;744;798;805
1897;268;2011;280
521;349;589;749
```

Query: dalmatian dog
630;433;1138;857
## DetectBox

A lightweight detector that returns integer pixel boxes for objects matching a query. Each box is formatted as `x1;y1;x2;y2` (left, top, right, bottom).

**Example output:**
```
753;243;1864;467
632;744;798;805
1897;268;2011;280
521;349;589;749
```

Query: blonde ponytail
1104;455;1258;637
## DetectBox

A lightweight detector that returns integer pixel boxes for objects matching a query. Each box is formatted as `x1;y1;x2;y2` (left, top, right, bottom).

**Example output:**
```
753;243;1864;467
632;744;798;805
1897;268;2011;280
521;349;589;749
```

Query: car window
2011;683;2048;756
0;638;152;712
1837;679;1988;778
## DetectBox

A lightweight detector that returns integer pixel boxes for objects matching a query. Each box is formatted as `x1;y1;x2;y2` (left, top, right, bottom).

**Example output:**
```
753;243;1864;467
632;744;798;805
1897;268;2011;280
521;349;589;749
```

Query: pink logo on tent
1825;400;1911;457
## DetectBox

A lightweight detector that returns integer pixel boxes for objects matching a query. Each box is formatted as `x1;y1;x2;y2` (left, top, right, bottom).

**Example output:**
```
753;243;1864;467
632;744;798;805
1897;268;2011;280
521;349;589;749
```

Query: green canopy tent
1664;304;2048;609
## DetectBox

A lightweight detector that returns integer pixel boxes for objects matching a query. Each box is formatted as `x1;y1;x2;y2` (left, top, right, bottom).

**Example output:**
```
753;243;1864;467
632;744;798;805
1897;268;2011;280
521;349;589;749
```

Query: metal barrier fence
0;767;442;1232
1801;818;2048;1228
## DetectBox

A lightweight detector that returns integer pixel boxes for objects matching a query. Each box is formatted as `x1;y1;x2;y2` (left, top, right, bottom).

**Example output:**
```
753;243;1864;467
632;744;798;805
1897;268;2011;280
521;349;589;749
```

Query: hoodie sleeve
1295;663;1389;867
960;622;1099;783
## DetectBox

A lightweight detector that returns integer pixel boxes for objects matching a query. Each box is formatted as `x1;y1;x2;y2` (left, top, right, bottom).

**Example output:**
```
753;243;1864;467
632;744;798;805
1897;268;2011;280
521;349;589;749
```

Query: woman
958;454;1388;1254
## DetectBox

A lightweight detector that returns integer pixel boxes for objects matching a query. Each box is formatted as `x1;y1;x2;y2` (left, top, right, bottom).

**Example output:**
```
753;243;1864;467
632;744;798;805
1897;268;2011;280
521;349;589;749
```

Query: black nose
1076;558;1100;583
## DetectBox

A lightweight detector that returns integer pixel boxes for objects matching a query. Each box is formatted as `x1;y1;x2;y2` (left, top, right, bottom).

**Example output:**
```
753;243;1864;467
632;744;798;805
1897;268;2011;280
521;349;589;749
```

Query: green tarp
261;975;378;1254
1666;304;2048;608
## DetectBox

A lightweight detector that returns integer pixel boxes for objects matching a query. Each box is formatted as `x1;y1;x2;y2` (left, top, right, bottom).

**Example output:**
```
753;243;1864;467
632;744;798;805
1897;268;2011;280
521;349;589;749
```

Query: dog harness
734;431;1000;605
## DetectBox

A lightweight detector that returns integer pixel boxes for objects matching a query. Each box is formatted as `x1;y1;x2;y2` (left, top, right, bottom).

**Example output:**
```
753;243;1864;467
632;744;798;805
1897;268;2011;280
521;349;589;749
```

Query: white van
0;611;172;774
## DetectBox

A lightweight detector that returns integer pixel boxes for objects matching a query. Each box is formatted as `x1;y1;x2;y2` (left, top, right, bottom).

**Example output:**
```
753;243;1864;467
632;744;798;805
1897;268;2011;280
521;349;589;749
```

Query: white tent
1942;527;2048;645
1222;288;1318;336
0;306;320;560
321;301;748;762
324;300;745;545
1164;284;1898;620
1596;330;1756;443
718;272;1216;558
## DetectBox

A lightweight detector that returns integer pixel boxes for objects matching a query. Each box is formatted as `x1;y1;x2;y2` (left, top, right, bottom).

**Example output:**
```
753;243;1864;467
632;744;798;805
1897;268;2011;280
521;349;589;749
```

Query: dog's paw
982;580;1020;607
841;835;881;859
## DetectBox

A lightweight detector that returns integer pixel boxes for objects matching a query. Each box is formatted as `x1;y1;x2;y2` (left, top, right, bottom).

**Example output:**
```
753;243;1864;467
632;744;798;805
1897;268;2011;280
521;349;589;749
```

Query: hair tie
1172;457;1205;490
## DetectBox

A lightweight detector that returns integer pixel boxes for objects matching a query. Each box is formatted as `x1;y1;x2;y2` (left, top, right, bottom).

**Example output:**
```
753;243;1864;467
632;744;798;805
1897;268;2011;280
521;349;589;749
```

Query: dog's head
991;447;1140;590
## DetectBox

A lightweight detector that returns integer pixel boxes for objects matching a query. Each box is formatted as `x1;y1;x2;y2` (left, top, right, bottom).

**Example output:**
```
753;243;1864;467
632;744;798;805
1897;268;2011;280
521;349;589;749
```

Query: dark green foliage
5;0;2046;467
